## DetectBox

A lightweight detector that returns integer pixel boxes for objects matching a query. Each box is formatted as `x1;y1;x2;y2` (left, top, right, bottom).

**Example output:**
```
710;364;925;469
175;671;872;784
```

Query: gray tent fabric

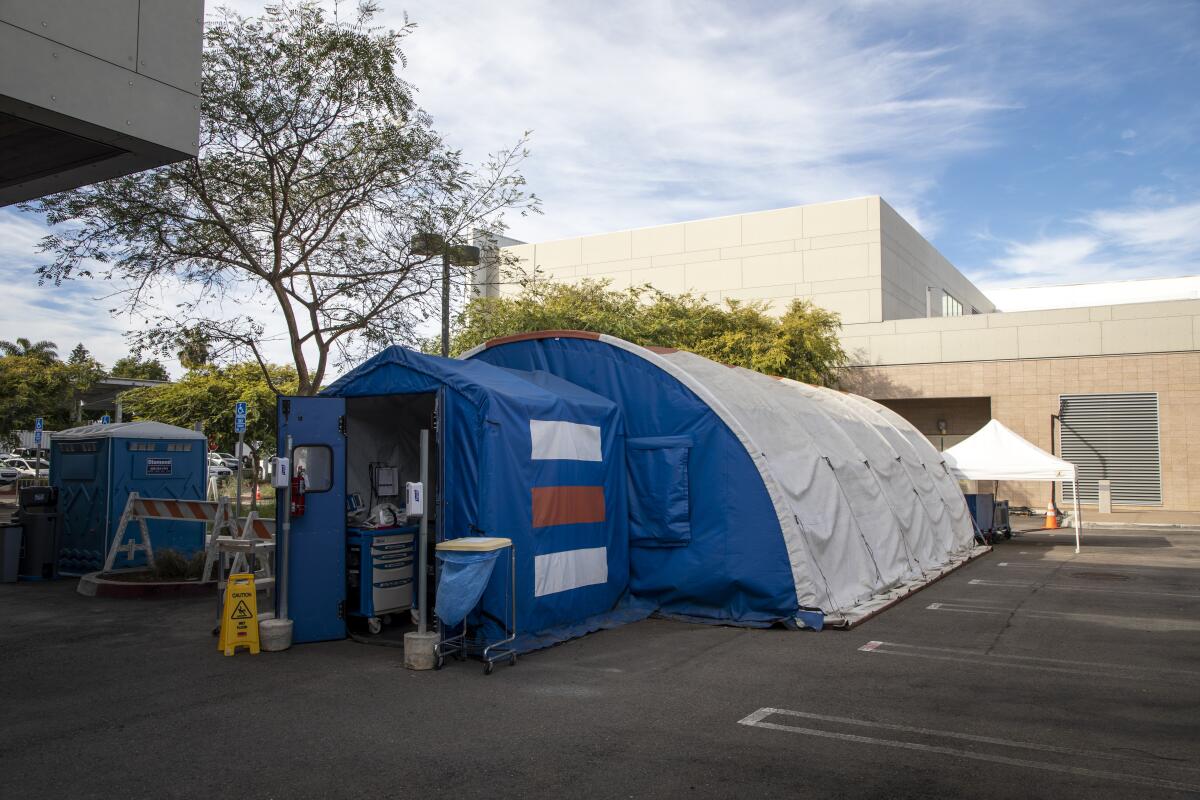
648;350;980;624
815;388;963;568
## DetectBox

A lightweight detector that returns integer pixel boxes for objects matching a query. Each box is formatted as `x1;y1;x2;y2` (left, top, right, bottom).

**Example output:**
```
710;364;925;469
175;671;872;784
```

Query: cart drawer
371;542;415;559
373;577;413;612
370;533;415;550
372;559;413;578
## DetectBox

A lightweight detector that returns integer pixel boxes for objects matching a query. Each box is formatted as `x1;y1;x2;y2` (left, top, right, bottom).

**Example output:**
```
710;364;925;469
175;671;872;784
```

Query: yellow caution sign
218;573;260;656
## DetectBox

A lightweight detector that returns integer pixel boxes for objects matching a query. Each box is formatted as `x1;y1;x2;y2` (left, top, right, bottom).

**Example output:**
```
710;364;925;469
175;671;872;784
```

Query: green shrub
150;549;206;581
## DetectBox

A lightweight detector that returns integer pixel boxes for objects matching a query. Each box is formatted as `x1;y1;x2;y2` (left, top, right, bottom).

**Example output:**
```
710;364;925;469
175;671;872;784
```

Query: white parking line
925;601;1200;631
858;639;1200;682
738;707;1200;792
925;601;1001;614
968;577;1200;599
997;560;1197;578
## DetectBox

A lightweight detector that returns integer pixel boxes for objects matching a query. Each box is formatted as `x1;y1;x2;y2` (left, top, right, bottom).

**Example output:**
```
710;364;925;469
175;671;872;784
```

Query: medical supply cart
347;525;419;634
434;537;516;674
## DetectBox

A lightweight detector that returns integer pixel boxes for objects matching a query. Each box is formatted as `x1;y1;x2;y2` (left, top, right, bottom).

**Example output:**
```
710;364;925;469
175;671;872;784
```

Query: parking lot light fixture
411;234;481;358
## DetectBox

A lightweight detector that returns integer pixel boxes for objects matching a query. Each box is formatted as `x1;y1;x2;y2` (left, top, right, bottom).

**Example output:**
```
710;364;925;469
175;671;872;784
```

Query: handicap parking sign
235;401;247;433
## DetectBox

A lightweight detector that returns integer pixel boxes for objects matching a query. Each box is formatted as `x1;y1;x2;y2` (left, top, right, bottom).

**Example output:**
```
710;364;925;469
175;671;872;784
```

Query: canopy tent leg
1072;480;1081;554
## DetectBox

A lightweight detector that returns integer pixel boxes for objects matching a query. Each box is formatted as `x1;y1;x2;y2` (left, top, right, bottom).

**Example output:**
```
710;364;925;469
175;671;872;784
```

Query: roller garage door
1059;392;1161;506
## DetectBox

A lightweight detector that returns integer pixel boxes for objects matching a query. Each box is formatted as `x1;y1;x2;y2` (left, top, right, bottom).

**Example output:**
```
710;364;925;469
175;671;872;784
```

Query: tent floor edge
838;544;992;629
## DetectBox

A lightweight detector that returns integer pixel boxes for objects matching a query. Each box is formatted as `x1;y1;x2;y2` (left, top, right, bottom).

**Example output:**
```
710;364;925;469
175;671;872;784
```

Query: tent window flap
627;435;692;547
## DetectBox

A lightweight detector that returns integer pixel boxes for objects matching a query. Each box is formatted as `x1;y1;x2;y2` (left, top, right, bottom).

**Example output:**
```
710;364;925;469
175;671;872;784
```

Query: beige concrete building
1;1;204;205
481;196;994;323
489;198;1198;511
841;307;1198;510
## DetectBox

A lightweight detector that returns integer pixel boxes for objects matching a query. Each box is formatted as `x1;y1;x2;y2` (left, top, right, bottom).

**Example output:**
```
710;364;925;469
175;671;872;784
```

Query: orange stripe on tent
485;329;601;348
532;486;605;528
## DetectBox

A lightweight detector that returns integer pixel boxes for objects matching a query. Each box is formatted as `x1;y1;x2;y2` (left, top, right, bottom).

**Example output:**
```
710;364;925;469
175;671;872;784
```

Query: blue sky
1;0;1198;370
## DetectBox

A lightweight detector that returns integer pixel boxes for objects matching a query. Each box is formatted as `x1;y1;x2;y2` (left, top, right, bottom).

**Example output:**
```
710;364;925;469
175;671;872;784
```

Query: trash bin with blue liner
434;537;516;674
50;421;208;574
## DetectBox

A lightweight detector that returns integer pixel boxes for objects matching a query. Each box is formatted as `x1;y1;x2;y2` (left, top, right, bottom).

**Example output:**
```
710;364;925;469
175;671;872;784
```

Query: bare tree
27;2;538;394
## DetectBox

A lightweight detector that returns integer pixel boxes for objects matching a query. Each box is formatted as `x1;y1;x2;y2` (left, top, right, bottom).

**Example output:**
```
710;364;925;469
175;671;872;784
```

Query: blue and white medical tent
466;331;979;629
280;347;629;647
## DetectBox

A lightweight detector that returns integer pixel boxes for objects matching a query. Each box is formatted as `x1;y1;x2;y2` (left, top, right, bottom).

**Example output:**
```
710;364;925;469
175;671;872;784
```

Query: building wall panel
843;352;1200;511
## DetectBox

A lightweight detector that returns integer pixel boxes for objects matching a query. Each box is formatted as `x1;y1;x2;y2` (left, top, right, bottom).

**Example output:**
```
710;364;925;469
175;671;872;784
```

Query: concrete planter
76;570;215;599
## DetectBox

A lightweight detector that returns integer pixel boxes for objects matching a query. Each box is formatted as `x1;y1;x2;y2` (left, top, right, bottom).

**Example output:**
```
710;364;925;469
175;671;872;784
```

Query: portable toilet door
52;436;110;575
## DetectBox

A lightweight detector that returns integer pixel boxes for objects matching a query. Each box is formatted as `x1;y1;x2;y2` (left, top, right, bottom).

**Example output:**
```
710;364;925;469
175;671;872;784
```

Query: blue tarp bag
435;549;502;627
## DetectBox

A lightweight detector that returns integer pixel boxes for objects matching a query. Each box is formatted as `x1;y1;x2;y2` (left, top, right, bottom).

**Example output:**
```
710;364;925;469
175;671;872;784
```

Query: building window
942;293;963;317
1060;392;1161;506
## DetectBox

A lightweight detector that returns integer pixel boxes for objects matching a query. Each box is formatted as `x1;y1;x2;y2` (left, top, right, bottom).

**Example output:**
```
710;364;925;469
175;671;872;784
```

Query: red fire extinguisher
290;475;306;517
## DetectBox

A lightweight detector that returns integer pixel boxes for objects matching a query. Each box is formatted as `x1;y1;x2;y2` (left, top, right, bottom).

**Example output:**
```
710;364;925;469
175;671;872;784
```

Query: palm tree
0;337;59;362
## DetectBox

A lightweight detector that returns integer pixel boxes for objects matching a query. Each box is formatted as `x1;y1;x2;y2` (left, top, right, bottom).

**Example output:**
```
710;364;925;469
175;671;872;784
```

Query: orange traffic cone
255;485;262;502
1043;500;1059;529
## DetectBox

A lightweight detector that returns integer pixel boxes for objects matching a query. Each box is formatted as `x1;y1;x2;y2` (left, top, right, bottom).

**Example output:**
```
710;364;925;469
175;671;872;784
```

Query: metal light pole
411;233;481;357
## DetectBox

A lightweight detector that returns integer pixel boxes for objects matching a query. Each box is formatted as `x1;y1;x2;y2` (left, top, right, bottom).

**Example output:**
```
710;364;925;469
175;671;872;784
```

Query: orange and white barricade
103;493;238;572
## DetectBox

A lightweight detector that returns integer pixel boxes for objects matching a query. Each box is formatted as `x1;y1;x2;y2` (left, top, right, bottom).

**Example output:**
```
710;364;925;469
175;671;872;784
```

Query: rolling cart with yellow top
433;536;516;674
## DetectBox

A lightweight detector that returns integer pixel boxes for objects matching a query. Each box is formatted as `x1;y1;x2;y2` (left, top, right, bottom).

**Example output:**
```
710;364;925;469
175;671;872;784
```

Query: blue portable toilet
51;421;208;574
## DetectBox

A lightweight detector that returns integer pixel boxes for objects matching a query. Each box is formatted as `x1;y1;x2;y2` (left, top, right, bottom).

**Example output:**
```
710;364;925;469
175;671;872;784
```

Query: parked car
213;451;240;471
207;453;233;478
0;463;20;486
4;456;49;479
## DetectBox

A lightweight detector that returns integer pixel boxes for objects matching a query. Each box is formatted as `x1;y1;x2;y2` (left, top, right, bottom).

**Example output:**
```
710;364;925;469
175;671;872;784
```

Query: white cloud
0;209;132;366
384;0;1014;241
990;235;1104;278
981;200;1200;289
1085;202;1200;251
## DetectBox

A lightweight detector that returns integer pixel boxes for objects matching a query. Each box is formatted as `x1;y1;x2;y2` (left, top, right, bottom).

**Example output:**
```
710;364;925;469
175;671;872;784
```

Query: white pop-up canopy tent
942;419;1082;552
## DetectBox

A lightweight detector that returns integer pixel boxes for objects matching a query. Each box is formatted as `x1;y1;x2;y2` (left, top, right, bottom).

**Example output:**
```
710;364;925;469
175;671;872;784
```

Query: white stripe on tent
530;420;603;461
534;546;608;597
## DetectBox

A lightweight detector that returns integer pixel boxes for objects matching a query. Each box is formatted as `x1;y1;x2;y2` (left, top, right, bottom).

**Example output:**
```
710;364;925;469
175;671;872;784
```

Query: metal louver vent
1059;392;1160;506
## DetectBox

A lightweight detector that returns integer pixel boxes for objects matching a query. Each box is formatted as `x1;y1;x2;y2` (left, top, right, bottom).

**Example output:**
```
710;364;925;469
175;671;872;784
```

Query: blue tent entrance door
278;395;347;643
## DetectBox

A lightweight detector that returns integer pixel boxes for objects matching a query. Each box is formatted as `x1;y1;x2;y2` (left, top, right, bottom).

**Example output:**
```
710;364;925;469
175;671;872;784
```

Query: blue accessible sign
34;417;43;444
101;415;111;424
235;401;247;434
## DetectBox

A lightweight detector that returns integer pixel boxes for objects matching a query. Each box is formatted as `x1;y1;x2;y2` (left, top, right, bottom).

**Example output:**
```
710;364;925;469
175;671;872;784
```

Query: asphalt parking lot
2;525;1198;799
